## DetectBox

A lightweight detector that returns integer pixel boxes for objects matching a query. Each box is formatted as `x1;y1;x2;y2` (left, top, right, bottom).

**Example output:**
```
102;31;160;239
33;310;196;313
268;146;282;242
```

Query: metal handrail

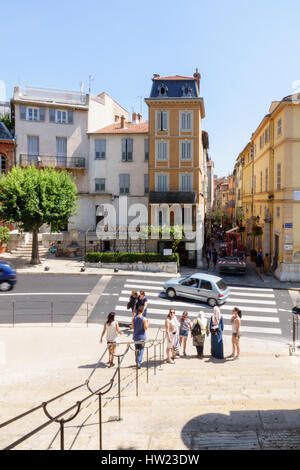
0;329;166;450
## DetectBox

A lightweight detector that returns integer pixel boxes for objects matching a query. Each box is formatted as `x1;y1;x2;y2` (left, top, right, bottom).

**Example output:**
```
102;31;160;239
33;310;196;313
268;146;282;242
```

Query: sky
2;0;300;176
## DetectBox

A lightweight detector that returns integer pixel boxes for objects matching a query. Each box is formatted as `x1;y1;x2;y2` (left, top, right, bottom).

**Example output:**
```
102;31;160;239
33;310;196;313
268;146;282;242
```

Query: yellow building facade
145;72;206;267
237;94;300;281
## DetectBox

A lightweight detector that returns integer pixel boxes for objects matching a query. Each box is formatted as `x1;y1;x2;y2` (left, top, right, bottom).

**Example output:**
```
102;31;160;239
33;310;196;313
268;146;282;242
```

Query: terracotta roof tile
92;121;148;134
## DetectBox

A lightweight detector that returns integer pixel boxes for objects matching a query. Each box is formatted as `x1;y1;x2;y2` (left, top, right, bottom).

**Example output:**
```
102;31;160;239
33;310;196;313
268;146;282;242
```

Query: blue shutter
68;110;74;124
39;107;45;122
181;113;186;130
162;112;167;130
121;139;126;161
20;105;26;120
49;108;55;122
127;138;133;161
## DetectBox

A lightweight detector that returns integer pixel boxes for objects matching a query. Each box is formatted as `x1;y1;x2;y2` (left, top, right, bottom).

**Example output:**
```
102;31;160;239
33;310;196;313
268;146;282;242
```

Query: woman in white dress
100;312;123;367
165;309;179;364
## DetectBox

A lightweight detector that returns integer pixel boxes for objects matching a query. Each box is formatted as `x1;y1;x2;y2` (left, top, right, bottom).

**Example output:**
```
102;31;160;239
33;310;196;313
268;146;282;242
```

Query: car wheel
207;298;217;307
0;281;12;292
167;288;176;299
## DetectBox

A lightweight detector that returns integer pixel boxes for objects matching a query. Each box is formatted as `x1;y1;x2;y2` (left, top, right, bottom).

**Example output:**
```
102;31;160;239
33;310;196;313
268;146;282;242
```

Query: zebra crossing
114;277;283;337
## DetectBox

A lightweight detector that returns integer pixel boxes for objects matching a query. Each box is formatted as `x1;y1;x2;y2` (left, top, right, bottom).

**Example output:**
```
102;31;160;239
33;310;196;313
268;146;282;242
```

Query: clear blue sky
2;0;300;176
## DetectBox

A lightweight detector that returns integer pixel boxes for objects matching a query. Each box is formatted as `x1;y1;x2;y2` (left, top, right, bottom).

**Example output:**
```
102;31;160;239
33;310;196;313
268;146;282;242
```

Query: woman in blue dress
209;306;224;359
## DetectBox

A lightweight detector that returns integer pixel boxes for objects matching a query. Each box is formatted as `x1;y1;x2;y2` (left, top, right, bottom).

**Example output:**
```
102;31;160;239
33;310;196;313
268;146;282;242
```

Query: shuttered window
180;174;192;191
121;138;133;161
157;111;168;131
277;163;281;189
95;178;106;192
95;139;106;159
144;138;149;161
144;174;149;194
156;174;168;191
181;142;192;160
181;112;192;131
156;142;168;161
119;174;130;194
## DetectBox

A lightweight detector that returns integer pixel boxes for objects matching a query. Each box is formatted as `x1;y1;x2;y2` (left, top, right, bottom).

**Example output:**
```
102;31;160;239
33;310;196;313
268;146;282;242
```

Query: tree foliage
0;166;78;263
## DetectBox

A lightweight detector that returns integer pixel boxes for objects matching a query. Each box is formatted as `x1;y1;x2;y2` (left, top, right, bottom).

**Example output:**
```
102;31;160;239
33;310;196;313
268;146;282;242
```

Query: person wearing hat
191;311;209;358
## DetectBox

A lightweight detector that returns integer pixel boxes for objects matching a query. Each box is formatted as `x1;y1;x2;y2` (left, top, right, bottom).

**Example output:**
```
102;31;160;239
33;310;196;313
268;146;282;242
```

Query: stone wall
275;262;300;282
85;262;178;274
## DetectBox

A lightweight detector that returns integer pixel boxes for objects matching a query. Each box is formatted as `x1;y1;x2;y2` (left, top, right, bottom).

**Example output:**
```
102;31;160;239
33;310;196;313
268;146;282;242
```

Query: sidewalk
1;324;300;449
1;251;300;288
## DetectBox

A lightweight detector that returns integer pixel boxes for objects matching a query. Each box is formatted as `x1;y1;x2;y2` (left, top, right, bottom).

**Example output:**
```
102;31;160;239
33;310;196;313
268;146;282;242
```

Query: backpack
192;320;201;336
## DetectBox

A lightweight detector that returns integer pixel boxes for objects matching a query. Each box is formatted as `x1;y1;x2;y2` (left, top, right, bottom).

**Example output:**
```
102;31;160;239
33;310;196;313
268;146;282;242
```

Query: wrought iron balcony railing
19;154;86;169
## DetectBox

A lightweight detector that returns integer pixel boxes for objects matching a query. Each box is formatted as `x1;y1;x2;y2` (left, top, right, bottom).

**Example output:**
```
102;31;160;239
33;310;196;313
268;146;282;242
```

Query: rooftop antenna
88;75;94;94
79;81;84;93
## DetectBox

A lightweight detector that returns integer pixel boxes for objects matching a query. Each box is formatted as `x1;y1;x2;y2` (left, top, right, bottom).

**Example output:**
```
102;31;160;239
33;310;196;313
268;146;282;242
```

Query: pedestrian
256;250;264;273
209;306;224;359
191;311;209;357
229;307;242;359
212;248;218;270
127;290;138;317
206;247;211;270
100;312;123;367
131;305;149;369
179;311;192;356
165;308;179;364
134;290;148;317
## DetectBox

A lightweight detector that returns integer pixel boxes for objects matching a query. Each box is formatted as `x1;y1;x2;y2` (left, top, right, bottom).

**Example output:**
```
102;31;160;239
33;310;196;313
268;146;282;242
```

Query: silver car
163;273;229;307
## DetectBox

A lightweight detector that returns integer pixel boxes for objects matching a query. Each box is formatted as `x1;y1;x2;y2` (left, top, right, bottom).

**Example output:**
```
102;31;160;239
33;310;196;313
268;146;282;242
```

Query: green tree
0;113;13;132
0;166;78;264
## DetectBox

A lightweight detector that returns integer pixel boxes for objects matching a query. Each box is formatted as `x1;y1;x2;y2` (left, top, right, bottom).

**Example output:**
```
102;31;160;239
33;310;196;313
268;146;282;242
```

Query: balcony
149;191;196;204
19;154;86;170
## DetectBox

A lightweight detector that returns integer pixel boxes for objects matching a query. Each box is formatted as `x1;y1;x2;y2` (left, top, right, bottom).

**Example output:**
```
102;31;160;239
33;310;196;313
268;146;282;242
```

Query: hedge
85;252;180;264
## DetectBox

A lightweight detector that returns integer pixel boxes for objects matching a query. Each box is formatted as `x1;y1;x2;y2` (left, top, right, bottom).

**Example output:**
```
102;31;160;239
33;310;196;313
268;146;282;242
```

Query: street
0;274;295;343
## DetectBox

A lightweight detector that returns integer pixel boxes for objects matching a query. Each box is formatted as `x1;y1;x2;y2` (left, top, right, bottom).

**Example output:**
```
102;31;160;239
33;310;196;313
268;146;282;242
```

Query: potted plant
0;226;11;253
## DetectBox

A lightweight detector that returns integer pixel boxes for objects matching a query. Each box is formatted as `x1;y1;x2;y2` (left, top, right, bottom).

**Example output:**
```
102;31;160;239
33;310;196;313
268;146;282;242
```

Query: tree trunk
30;228;41;265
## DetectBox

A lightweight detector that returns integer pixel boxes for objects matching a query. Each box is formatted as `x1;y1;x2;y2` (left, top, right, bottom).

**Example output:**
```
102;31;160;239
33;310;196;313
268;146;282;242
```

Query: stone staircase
2;336;300;450
10;234;49;259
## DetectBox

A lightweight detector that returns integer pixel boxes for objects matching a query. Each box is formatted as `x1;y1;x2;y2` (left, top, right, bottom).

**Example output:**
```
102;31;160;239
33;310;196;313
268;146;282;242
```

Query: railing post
51;302;53;328
98;393;102;450
159;340;163;370
12;301;15;328
146;347;149;384
118;356;121;421
60;420;65;450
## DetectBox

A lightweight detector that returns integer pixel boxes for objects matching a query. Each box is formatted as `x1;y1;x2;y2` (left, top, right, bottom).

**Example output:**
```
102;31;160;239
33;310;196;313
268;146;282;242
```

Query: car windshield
217;280;227;291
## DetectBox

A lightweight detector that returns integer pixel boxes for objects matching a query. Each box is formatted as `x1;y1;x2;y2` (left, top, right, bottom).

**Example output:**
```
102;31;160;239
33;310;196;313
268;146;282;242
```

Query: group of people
164;306;242;362
100;298;242;367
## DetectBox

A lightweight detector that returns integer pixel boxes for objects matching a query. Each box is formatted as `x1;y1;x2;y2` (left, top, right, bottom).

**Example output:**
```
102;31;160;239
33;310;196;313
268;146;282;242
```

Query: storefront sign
285;223;293;228
163;249;172;256
284;245;293;251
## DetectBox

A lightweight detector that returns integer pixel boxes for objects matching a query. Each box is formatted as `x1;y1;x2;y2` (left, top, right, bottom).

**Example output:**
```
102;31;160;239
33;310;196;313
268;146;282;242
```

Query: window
238;189;241;201
0;155;6;176
254;175;256;193
157;111;168;131
121;138;133;161
144;139;149;161
27;135;39;164
95;178;106;192
49;109;73;124
119;174;130;194
278;118;282;136
20;106;45;122
277;163;281;189
265;168;268;192
201;280;212;291
95;139;106;160
156;141;168;161
144;174;149;194
27;107;39;121
158;84;168;96
56;137;67;163
180;174;192;191
156;174;168;191
180;141;192;161
276;206;280;218
181;112;192;131
260;171;263;193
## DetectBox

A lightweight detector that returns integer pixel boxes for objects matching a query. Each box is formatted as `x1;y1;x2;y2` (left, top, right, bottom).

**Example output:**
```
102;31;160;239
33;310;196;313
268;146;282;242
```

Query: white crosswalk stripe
111;277;283;337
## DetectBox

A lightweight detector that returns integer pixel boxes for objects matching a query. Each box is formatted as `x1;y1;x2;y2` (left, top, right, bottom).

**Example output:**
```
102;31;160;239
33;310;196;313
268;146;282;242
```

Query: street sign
284;245;293;251
285;223;293;228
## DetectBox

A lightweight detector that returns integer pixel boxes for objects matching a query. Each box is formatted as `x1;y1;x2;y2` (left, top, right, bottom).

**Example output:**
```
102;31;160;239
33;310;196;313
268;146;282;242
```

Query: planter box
85;262;178;274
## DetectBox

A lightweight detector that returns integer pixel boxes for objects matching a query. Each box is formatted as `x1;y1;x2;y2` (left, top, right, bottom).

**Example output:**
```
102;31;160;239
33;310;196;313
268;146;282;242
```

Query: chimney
193;68;201;94
114;115;119;122
153;73;160;79
120;115;126;128
137;113;142;123
132;111;137;123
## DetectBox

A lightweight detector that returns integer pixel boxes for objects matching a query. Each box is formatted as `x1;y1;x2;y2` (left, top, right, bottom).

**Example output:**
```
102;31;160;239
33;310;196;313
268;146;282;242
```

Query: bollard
118;356;121;421
60;420;65;450
98;393;102;450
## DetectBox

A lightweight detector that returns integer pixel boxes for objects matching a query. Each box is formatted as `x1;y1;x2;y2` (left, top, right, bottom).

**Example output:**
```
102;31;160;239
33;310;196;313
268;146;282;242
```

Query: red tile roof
153;75;195;81
92;121;149;134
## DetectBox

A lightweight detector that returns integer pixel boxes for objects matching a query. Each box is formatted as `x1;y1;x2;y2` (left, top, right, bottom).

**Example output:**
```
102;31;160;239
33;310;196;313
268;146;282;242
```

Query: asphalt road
0;274;295;343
